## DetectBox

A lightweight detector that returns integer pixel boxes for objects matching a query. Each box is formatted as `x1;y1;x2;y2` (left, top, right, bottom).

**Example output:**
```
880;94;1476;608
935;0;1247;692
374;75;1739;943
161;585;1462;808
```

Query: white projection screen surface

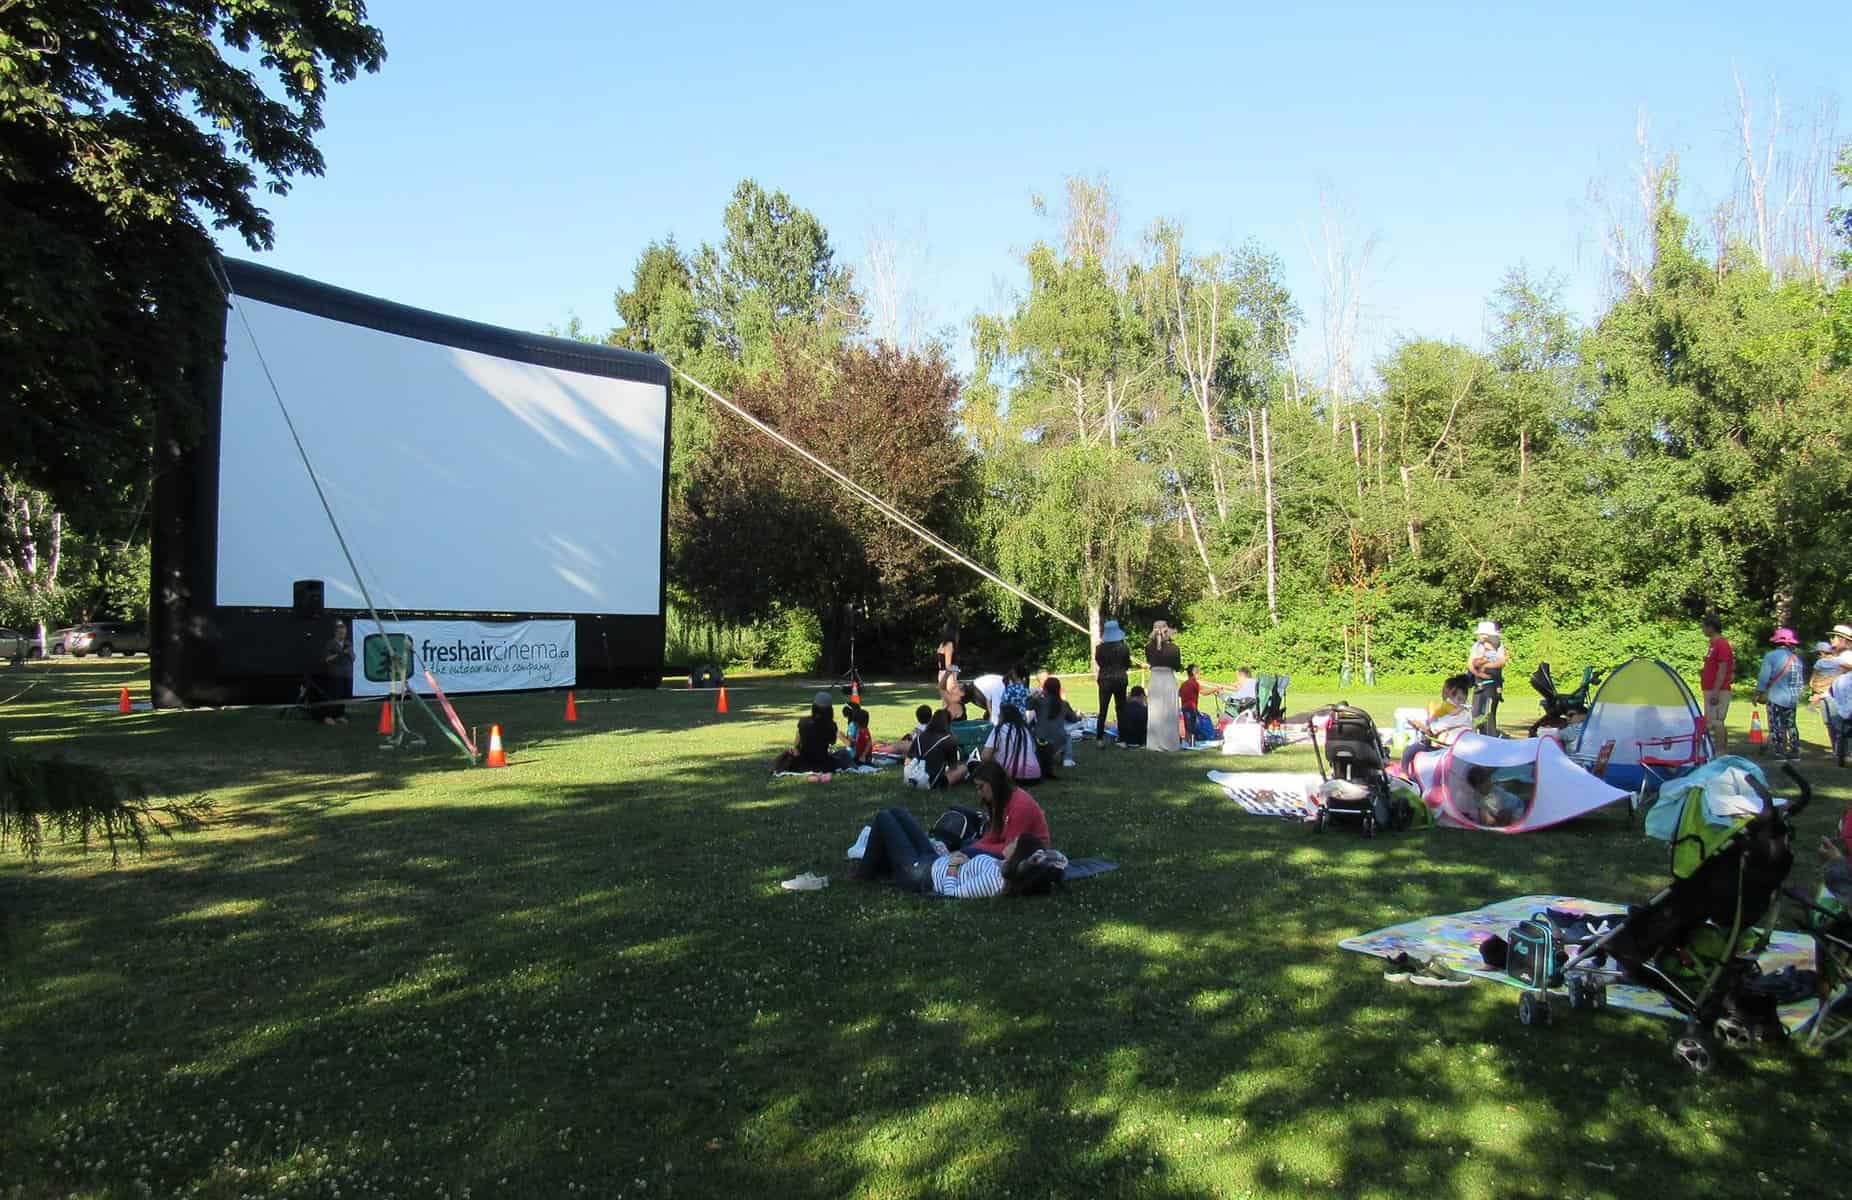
216;297;667;616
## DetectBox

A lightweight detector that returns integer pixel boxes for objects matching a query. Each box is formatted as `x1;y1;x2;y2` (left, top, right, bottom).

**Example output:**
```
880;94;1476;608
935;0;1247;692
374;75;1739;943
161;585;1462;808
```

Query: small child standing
1755;628;1805;761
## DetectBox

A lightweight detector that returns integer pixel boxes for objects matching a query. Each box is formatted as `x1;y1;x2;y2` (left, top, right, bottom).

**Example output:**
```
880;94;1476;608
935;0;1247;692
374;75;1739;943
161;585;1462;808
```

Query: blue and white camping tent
1569;657;1712;792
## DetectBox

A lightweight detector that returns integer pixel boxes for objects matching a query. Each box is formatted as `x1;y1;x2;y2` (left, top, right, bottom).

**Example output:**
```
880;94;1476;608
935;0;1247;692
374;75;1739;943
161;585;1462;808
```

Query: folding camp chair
1634;728;1710;822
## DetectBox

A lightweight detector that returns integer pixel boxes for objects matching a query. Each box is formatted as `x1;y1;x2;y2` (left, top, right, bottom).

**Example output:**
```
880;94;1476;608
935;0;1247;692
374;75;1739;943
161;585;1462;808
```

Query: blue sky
220;1;1848;374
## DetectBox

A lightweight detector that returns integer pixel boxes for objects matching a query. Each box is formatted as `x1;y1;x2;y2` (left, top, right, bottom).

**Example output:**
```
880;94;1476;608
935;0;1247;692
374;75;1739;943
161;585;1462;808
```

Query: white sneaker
780;872;828;891
1062;758;1077;768
846;825;871;860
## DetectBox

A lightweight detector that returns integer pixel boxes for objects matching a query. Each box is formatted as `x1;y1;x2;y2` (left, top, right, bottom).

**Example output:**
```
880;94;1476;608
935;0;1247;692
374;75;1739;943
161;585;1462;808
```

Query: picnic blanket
1339;894;1821;1031
1207;770;1322;820
773;764;884;780
1061;857;1119;882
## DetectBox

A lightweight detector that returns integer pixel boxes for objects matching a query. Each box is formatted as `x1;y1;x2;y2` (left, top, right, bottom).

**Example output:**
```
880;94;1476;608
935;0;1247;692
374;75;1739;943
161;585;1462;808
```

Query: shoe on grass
780;872;828;891
1062;757;1077;768
846;825;871;860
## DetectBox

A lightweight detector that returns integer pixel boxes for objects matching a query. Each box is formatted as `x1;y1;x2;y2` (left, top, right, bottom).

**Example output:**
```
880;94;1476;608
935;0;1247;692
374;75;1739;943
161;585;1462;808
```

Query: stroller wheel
1713;1015;1756;1052
1517;991;1552;1027
1315;808;1328;833
1673;1034;1716;1074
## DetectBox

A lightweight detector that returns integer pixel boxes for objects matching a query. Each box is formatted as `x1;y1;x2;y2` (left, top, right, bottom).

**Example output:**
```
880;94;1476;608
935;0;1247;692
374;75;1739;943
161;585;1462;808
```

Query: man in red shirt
1700;615;1736;751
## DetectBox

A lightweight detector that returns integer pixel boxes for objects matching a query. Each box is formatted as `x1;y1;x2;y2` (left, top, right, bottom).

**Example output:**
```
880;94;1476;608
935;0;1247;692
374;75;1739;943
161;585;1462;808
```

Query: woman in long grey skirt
1146;620;1182;751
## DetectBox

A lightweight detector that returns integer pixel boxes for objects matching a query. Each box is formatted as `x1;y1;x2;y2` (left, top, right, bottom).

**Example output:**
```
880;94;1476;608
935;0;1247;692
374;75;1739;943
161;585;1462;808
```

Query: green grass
2;660;1848;1199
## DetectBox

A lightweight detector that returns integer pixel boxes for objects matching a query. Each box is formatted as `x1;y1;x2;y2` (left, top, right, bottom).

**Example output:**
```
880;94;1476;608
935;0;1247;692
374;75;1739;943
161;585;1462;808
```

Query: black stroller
1310;704;1406;837
1528;662;1603;736
1507;765;1812;1073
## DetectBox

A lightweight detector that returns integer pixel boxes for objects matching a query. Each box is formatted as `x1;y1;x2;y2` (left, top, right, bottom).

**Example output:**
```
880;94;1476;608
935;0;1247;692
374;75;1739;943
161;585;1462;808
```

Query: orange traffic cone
485;724;507;767
716;686;729;715
117;687;132;714
1748;708;1765;746
564;691;579;722
377;701;394;736
851;680;861;704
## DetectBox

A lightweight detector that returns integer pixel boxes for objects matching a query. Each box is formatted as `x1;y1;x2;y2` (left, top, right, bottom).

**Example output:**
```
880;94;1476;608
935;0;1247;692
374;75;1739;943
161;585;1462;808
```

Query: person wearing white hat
1813;625;1852;765
1093;620;1132;748
1467;620;1508;735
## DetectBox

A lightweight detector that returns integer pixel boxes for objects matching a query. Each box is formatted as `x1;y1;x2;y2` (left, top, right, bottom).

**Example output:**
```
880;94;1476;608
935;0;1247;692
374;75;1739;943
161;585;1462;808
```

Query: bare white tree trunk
1308;192;1377;439
1261;405;1279;626
861;220;932;351
1587;109;1674;298
1088;601;1103;680
1400;465;1422;557
1168;450;1221;597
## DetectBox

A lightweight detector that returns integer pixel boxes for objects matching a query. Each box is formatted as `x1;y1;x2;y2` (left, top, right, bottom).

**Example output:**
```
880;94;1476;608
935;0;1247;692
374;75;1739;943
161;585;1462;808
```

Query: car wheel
99;643;113;657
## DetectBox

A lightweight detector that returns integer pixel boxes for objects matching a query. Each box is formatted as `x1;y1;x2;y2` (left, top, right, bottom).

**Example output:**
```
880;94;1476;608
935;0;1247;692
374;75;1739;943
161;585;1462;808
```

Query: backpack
930;805;987;851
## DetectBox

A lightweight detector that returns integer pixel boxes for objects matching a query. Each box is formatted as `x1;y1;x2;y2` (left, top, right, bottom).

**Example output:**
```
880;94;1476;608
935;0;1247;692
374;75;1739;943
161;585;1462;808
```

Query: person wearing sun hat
1093;619;1132;749
1817;624;1852;765
1467;619;1508;735
1754;627;1806;761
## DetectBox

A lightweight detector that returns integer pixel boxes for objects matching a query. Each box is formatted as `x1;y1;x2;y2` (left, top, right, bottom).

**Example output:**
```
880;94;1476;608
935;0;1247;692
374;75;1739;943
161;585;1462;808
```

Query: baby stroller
1528;662;1603;736
1506;763;1811;1073
1223;672;1291;725
1310;704;1408;837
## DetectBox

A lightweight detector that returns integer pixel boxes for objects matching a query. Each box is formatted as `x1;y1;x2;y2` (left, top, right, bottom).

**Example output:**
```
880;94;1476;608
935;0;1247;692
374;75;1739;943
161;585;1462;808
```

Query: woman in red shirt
952;761;1050;863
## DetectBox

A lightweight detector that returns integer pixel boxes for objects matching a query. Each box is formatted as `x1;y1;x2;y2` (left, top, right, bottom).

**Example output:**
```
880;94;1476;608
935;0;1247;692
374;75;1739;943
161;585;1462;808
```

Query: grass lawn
2;660;1848;1199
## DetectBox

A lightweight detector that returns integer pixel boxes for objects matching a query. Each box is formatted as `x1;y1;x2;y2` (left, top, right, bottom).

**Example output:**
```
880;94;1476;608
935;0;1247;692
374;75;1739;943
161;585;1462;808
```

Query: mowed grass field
2;659;1849;1200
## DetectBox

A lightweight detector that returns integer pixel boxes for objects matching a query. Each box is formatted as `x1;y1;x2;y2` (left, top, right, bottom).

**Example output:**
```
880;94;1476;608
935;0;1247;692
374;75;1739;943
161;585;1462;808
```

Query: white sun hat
1474;620;1501;638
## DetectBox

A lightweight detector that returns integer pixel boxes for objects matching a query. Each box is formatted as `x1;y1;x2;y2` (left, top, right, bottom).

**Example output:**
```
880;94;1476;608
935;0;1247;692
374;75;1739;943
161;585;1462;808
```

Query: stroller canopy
1405;733;1631;832
1642;755;1775;874
1571;658;1710;791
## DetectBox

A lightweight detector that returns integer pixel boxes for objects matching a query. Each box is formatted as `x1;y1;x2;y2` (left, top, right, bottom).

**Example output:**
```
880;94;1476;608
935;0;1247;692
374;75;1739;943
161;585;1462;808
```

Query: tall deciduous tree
691;179;862;370
0;477;63;646
672;340;966;667
0;0;386;522
973;177;1165;645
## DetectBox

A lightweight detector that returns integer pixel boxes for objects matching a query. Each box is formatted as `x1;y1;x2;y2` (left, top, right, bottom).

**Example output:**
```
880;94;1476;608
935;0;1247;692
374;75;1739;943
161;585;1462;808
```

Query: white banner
350;619;576;697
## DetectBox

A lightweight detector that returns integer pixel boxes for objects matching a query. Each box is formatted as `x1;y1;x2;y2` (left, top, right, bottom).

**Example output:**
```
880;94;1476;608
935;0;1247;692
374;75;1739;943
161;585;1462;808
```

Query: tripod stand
837;600;865;692
279;674;334;721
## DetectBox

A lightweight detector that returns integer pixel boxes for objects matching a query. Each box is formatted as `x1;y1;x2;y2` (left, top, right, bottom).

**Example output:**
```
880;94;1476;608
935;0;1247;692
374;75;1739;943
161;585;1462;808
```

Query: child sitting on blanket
841;704;874;764
1119;686;1149;748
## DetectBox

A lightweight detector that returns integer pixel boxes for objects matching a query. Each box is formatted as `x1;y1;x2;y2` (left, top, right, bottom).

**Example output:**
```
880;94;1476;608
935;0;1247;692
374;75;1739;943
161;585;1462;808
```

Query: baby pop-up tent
1403;732;1631;833
1568;658;1711;792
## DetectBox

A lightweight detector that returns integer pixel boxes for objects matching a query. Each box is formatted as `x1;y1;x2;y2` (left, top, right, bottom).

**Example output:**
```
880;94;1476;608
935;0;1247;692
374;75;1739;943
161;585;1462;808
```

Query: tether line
671;365;1089;637
206;257;471;758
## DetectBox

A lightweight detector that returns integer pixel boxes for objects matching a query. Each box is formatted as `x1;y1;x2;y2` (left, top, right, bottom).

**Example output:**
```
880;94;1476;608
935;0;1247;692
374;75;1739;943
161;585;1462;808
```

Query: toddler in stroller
1505;762;1812;1073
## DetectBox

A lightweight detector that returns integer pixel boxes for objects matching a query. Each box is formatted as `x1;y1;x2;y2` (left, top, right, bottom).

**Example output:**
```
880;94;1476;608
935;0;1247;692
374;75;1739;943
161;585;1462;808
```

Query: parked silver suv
65;621;150;657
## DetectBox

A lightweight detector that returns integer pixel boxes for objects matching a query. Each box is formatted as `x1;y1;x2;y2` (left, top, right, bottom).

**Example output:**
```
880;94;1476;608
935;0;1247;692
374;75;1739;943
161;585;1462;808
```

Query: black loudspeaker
292;579;324;621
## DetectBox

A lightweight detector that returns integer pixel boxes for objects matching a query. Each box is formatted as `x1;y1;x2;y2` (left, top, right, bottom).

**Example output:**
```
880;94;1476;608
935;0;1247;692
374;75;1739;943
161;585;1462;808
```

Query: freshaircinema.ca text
420;639;571;665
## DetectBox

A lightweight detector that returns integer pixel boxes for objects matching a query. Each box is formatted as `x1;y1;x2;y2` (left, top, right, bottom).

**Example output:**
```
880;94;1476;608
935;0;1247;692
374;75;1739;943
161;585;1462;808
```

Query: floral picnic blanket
1339;894;1820;1030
